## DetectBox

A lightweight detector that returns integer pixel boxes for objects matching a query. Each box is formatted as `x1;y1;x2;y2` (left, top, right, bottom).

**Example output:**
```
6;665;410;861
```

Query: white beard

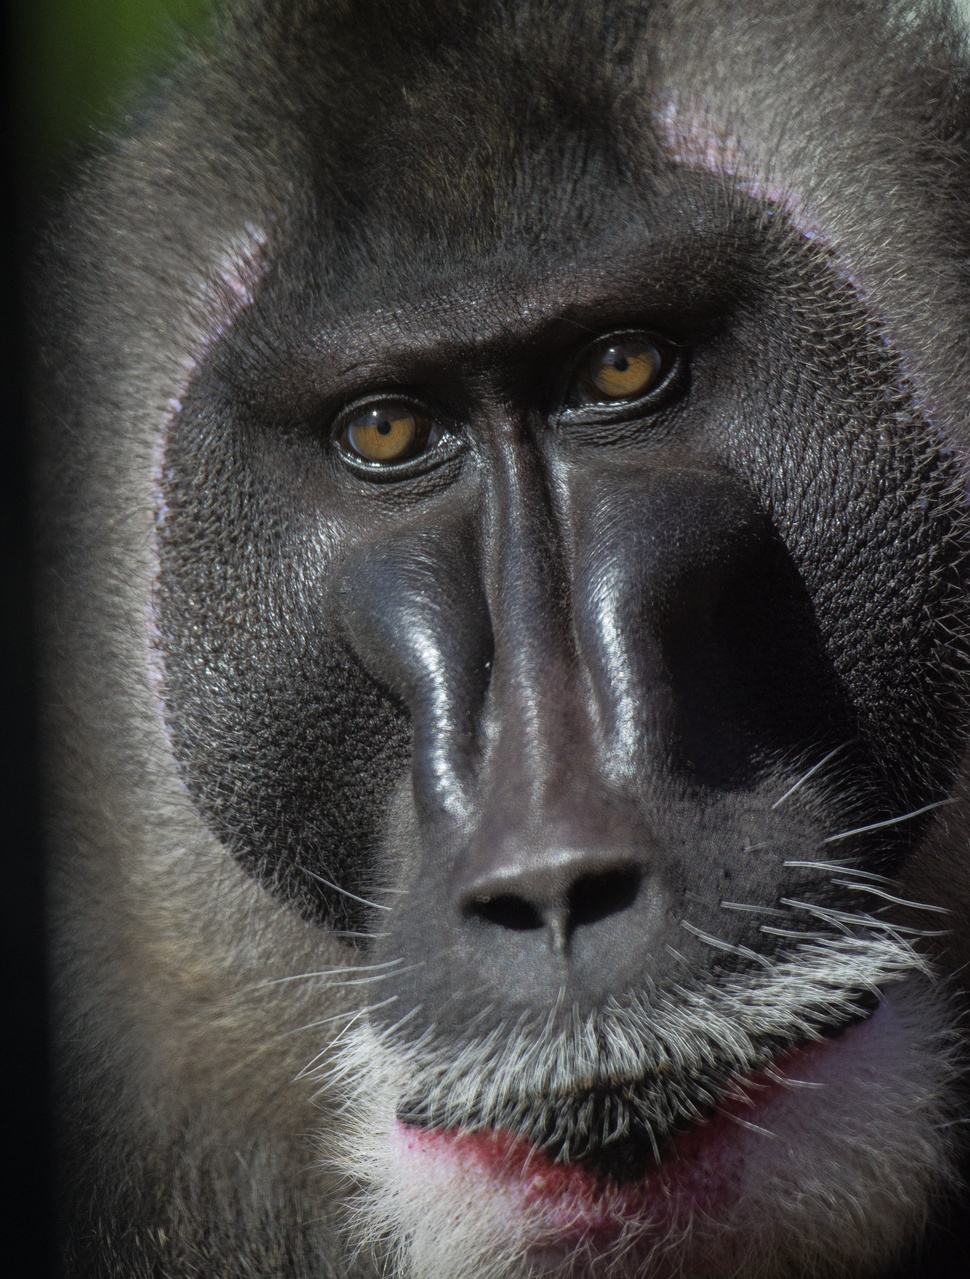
325;966;958;1279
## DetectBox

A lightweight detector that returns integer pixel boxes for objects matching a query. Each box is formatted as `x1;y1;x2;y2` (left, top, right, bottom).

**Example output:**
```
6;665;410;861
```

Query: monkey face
155;144;970;1279
42;1;970;1277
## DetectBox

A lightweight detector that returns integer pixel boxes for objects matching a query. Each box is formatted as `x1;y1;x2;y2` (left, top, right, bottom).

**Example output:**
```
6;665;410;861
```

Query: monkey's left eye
336;401;441;467
570;332;676;407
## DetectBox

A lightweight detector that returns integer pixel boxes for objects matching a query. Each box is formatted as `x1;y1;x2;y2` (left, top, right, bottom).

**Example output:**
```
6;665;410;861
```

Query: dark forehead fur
70;0;970;349
189;0;970;208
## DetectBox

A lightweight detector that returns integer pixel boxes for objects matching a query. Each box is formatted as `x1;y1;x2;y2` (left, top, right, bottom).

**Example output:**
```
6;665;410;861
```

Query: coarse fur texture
35;1;970;1276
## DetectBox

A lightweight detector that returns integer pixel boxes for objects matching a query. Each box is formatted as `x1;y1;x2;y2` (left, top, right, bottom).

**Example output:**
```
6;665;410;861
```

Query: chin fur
324;973;960;1279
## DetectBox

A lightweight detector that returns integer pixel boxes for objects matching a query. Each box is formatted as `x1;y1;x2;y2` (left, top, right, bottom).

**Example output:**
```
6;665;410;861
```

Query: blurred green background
20;0;211;177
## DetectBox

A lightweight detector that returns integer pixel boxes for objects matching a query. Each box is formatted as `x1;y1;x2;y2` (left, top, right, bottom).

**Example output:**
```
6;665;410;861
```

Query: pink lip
393;1029;845;1245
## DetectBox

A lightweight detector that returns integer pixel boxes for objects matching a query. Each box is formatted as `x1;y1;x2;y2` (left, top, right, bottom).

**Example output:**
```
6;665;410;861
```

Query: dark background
5;3;206;1271
20;0;209;175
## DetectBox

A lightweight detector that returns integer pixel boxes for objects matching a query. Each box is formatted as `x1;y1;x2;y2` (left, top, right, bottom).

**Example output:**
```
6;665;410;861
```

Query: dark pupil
376;415;394;435
608;353;629;372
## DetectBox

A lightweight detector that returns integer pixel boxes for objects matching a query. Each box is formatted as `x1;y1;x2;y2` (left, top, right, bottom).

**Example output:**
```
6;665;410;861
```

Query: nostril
568;866;641;928
468;894;544;931
461;864;643;936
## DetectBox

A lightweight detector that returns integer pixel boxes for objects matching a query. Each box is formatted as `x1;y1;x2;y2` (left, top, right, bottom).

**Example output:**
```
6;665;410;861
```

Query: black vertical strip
3;0;56;1271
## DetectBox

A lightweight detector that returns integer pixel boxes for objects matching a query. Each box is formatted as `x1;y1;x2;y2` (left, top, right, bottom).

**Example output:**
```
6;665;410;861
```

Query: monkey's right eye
565;330;680;414
336;401;439;467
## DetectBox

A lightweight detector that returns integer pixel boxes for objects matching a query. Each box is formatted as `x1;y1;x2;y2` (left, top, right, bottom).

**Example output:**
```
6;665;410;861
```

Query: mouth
392;994;883;1243
396;989;881;1184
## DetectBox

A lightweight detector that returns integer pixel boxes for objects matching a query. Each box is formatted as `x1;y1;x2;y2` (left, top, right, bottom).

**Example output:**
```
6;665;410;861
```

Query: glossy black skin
39;0;970;1274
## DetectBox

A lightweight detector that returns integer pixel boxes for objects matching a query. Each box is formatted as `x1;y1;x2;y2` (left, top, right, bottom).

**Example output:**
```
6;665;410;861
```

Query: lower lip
392;1018;869;1249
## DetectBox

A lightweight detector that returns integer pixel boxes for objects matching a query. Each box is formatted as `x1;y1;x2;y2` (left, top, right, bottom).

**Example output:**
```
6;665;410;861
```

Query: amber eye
339;402;434;465
577;334;666;403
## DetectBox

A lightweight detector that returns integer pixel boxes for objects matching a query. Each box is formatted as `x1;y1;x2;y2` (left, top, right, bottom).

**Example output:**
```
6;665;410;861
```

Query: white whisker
302;866;392;911
823;799;953;843
260;958;404;987
327;967;419;988
722;1111;779;1139
784;859;892;883
294;996;401;1077
830;880;949;914
771;743;851;810
778;899;943;944
286;1005;387;1036
720;900;788;916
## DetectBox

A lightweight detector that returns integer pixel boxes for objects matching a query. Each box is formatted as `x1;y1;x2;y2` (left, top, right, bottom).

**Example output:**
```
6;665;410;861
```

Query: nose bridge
478;441;595;803
449;440;662;956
